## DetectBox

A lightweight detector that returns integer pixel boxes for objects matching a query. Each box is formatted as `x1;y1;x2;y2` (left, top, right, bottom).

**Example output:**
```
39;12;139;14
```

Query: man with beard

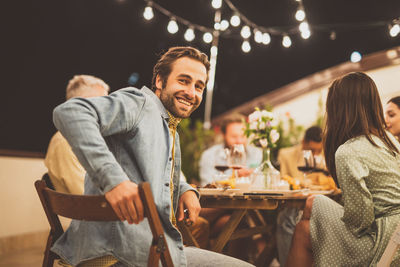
51;47;253;267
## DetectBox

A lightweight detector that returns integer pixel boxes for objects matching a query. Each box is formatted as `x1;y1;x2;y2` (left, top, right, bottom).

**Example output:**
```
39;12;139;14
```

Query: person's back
44;74;110;194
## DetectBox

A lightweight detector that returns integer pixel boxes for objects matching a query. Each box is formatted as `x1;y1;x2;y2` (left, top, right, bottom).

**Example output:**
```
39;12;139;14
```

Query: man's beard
159;91;198;118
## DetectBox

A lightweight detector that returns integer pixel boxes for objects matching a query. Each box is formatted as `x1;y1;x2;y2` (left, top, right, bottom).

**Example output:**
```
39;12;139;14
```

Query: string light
241;40;251;53
282;35;292;48
301;29;311;39
351;51;362;62
299;21;309;32
184;28;195;42
203;32;213;43
220;20;229;31
295;9;305;22
230;14;241;27
262;33;271;45
240;26;251;39
167;19;179;34
211;0;222;9
390;24;400;37
254;30;263;43
143;6;154;21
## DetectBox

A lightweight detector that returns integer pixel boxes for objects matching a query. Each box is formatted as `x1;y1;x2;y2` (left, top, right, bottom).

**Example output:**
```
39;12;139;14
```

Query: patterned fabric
167;111;181;227
58;255;118;267
310;134;400;266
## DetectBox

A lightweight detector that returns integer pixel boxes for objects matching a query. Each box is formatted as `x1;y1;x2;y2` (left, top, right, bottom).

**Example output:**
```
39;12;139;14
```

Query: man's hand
177;190;201;226
105;180;144;224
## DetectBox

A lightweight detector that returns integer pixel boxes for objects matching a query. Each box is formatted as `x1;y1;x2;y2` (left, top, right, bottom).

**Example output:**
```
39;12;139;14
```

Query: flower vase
252;148;281;189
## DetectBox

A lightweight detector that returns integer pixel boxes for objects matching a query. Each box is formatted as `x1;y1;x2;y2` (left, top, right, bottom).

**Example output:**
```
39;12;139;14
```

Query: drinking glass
229;144;246;178
213;148;230;183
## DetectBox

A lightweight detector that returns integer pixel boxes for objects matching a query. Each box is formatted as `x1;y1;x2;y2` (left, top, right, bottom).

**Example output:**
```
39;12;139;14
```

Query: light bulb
203;32;213;43
230;15;240;27
390;24;400;37
254;30;263;43
220;20;229;31
240;26;251;39
299;21;309;32
211;0;222;9
350;51;362;63
184;28;195;42
282;35;292;48
295;9;305;22
167;19;178;34
241;40;251;53
143;6;154;21
214;22;221;30
262;33;271;45
301;29;311;39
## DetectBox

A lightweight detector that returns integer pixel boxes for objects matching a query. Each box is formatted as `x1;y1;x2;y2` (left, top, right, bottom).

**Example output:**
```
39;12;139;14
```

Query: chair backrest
377;222;400;267
35;177;174;267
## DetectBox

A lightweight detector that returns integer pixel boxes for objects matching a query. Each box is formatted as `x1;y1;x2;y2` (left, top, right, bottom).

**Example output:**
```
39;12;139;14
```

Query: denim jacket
51;86;195;267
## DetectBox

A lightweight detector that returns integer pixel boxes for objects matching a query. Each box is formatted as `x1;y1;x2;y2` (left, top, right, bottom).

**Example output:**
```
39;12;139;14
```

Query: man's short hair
151;46;210;92
220;114;245;134
304;126;322;143
66;75;110;100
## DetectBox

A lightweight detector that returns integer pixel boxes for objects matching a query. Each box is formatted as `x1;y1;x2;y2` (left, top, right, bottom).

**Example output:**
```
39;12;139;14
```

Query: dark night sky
2;0;400;153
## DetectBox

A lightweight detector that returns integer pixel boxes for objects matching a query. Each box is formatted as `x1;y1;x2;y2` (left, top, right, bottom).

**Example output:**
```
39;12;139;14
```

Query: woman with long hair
385;96;400;139
286;72;400;266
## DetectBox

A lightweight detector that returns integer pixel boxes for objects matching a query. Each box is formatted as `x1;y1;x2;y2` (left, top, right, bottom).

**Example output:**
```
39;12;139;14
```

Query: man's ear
155;75;163;91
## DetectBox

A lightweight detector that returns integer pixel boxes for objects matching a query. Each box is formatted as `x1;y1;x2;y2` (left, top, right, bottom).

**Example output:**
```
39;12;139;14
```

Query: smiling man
51;47;253;267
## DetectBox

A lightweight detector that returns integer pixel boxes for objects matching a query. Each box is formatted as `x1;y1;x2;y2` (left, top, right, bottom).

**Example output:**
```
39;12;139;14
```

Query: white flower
259;138;269;148
258;121;266;130
249;110;261;122
250;121;258;130
261;110;273;119
270;119;278;127
270;129;280;143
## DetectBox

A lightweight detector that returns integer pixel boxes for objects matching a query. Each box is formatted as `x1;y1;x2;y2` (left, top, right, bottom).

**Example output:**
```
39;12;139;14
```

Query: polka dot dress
309;134;400;266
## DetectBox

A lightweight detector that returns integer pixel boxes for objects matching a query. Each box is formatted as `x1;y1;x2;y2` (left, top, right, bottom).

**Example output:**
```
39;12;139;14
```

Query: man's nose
184;84;196;99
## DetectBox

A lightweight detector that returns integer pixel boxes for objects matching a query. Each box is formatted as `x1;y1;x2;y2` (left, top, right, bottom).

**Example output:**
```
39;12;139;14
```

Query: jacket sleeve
53;88;146;193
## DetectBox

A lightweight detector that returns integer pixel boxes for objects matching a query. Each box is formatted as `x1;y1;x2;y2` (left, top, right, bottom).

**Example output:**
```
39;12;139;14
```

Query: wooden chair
377;222;400;267
35;177;174;267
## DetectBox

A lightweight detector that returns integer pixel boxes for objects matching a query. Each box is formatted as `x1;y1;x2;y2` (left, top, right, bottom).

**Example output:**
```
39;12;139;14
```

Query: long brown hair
324;72;398;185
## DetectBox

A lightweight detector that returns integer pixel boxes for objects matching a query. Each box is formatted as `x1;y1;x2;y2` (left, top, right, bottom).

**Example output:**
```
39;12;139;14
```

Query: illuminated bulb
214;22;221;30
184;28;195;42
143;6;154;21
299;21;309;32
262;33;271;45
167;19;178;34
241;40;251;53
211;0;222;9
282;35;292;48
240;26;251;39
295;9;305;22
390;24;400;37
350;51;362;63
230;15;240;27
301;29;311;39
220;20;229;31
254;30;263;43
211;45;218;56
203;32;213;43
330;31;336;40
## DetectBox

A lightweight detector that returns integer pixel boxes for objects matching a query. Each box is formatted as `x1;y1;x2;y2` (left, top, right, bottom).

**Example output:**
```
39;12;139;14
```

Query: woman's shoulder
335;136;372;159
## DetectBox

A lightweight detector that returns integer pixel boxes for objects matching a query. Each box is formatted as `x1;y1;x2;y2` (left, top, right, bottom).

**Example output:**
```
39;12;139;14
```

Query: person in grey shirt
199;114;262;186
51;46;254;267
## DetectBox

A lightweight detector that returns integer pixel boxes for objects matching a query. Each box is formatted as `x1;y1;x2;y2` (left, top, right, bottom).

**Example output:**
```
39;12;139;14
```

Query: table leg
211;209;247;253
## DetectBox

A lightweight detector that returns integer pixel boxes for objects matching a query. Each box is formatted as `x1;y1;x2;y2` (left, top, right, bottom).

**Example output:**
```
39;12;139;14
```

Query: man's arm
53;89;146;223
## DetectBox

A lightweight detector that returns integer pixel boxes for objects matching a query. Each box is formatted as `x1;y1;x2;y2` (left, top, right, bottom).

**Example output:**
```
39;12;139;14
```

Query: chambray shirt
51;86;195;267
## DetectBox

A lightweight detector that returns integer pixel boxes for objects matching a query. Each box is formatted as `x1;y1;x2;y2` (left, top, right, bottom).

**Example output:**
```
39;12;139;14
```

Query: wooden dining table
178;188;340;267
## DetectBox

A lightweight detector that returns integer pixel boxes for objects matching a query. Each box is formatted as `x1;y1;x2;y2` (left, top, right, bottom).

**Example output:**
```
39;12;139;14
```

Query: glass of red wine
229;144;246;178
214;148;231;183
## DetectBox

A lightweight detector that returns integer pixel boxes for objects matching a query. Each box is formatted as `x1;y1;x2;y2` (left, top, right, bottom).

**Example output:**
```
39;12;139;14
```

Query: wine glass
229;144;246;178
298;149;315;188
213;148;230;184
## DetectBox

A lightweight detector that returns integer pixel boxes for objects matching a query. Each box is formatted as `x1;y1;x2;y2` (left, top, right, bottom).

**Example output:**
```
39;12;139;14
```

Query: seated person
287;72;400;266
44;74;110;194
50;46;253;267
276;126;324;266
199;114;262;186
385;96;400;139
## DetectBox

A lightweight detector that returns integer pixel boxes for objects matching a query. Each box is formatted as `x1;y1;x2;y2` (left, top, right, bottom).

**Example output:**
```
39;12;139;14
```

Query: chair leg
147;244;161;267
43;231;56;267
